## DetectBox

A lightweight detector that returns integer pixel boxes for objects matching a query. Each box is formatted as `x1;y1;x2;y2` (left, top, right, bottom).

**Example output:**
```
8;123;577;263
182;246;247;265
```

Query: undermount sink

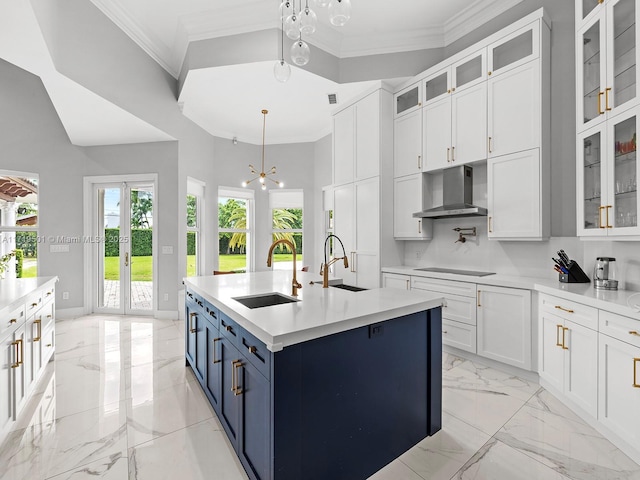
330;284;368;292
233;292;299;309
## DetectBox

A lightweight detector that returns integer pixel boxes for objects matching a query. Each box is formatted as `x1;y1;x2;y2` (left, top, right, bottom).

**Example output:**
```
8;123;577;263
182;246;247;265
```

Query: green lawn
104;256;152;281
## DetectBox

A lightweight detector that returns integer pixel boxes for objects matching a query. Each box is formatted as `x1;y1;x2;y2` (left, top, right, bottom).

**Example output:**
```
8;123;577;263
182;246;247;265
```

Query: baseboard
155;310;179;320
55;307;86;320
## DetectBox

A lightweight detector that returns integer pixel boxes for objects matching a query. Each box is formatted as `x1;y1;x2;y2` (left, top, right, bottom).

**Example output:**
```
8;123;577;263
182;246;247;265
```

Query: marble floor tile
367;458;424;480
399;411;491;480
126;336;184;368
0;401;127;480
124;354;197;397
443;352;467;371
453;437;573;479
128;419;248;480
45;453;129;479
126;378;214;447
496;389;640;480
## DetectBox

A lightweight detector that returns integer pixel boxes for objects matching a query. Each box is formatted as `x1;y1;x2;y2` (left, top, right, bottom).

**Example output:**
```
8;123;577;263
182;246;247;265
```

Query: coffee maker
593;257;618;290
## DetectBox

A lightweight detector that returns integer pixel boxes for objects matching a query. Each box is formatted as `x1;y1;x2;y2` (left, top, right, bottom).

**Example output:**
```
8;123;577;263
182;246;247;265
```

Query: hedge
14;249;23;278
105;228;153;257
16;232;37;257
187;231;196;255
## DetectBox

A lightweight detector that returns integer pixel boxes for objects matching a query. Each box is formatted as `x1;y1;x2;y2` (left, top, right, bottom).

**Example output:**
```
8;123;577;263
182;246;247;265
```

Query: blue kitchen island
184;271;443;480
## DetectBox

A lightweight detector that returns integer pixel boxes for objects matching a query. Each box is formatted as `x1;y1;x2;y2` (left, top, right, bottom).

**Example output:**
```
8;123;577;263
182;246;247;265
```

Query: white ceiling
1;0;524;146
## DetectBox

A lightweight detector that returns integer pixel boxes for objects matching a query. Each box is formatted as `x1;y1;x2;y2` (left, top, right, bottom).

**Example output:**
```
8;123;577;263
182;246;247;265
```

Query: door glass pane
492;30;532;72
425;72;448;102
187;194;197;276
583;22;601;124
582;0;600;20
130;186;153;310
101;187;120;309
455;55;482;88
583;132;602;230
613;0;636;109
396;86;419;115
613;116;637;228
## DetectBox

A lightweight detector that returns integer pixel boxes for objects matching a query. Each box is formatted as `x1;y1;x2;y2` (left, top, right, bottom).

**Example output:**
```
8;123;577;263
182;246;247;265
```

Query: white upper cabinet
394;110;423;178
394;83;422;118
576;0;638;133
577;109;640;236
488;23;540;78
394;174;432;240
333;91;381;186
423;96;452;171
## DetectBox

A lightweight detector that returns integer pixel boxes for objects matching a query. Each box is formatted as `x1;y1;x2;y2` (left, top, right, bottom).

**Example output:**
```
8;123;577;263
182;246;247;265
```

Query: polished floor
1;315;639;480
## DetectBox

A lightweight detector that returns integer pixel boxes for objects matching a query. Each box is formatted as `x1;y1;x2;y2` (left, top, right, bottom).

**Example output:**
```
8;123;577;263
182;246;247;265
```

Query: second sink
233;292;299;309
331;284;368;292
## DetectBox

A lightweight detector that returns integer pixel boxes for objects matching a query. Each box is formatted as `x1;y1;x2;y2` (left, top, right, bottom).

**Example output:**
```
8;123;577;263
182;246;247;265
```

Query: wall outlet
163;293;169;301
62;291;69;300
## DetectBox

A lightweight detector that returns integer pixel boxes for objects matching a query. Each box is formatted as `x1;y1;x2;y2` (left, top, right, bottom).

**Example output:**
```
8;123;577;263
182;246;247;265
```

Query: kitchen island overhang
184;272;444;480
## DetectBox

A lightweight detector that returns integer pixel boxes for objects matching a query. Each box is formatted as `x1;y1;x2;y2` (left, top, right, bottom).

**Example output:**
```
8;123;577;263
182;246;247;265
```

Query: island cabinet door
237;360;271;480
204;322;222;414
219;336;241;447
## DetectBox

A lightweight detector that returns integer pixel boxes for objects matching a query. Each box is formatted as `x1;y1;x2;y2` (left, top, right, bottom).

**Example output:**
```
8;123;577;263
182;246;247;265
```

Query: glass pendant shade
313;0;329;7
273;59;291;82
300;7;317;35
284;13;300;40
290;39;310;66
328;0;351;26
279;1;292;21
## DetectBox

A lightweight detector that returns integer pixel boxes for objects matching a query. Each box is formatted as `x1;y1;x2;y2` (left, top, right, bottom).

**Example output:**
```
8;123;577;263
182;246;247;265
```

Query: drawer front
442;319;477;354
219;312;240;346
600;310;640;348
42;326;55;365
204;303;219;330
1;303;25;337
411;276;476;297
442;293;477;326
41;285;55;306
39;301;55;332
539;294;598;330
239;329;271;380
186;289;206;314
25;291;43;315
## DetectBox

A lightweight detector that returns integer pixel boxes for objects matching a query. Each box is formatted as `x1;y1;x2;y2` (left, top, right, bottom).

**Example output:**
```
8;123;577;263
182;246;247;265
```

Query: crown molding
181;3;275;42
89;0;179;78
443;0;524;46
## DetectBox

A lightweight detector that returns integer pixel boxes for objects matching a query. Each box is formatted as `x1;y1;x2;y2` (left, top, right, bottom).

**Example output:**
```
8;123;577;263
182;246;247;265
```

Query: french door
93;181;155;314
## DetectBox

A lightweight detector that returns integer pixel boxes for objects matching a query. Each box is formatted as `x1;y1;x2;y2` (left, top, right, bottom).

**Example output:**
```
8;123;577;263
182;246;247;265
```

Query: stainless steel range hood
413;165;487;219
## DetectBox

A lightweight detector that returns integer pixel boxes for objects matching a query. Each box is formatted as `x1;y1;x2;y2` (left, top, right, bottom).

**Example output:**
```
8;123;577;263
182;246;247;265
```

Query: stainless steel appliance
593;257;618;290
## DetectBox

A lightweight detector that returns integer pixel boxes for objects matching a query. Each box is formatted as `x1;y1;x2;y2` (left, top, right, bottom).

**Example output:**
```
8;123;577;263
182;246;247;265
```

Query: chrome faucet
320;234;349;288
267;239;302;297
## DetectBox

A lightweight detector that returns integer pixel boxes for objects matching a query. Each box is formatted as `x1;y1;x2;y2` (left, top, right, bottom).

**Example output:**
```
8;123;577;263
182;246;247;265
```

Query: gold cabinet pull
225;325;233;333
33;319;42;342
232;360;244;396
598;206;605;228
629;331;640;337
606;205;612;228
418;220;422;234
46;291;52;296
189;312;197;333
598;91;604;115
418;155;422;170
477;290;481;307
634;358;640;388
488;216;493;233
11;340;20;368
351;252;356;273
442;330;448;334
31;302;38;308
554;305;574;313
488;136;493;153
406;279;410;290
9;318;17;324
248;345;257;355
605;87;612;111
46;344;52;347
556;324;564;347
447;147;451;163
562;327;569;350
212;338;221;364
451;146;455;162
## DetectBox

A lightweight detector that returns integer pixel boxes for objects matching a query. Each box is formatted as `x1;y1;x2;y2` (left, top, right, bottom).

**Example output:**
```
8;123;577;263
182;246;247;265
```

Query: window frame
270;189;304;270
218;187;254;272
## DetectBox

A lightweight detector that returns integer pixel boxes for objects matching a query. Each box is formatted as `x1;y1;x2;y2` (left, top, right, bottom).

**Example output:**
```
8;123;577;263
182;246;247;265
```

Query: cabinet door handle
447;147;451;163
488;216;493;233
606;205;612;228
418;220;422;234
406;279;410;290
233;360;244;396
634;358;640;388
212;338;221;364
554;305;574;314
33;319;42;342
477;290;481;307
562;327;569;350
488;136;493;153
598;206;605;229
189;312;197;333
556;324;564;347
605;87;612;111
418;155;422;170
451;146;455;162
350;252;356;273
442;330;448;334
11;340;20;368
598;91;604;115
629;331;640;337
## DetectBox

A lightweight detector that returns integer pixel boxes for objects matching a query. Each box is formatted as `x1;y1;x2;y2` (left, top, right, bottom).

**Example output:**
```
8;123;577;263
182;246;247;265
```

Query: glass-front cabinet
577;0;638;133
578;109;639;236
394;82;421;118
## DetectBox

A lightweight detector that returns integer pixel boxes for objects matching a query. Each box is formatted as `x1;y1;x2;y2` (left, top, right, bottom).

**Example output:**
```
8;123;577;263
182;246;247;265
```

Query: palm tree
271;209;298;252
228;204;247;252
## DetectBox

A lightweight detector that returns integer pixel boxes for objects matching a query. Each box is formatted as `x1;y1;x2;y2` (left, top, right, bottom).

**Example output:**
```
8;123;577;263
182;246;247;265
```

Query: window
187;178;204;277
270;190;303;271
0;173;39;279
218;188;253;272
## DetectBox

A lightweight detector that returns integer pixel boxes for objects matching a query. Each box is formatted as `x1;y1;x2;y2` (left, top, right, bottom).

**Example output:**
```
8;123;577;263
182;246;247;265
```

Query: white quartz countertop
184;271;444;352
0;277;58;311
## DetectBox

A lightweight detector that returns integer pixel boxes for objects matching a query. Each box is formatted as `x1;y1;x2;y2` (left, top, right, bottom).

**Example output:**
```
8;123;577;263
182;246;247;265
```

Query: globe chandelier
274;0;352;82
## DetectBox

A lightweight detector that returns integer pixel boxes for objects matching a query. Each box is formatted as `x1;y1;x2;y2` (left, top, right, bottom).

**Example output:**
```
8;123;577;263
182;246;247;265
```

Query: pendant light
241;110;283;190
328;0;351;27
273;14;291;82
290;34;310;66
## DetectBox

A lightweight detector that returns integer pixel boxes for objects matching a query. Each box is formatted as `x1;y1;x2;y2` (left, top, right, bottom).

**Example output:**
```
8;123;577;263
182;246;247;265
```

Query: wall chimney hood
413;165;487;219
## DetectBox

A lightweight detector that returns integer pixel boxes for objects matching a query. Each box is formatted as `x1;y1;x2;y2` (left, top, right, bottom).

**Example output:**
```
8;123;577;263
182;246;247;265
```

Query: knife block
558;261;590;283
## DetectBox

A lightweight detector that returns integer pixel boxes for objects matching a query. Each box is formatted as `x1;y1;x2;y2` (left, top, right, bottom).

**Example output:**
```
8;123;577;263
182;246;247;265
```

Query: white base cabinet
382;273;410;291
